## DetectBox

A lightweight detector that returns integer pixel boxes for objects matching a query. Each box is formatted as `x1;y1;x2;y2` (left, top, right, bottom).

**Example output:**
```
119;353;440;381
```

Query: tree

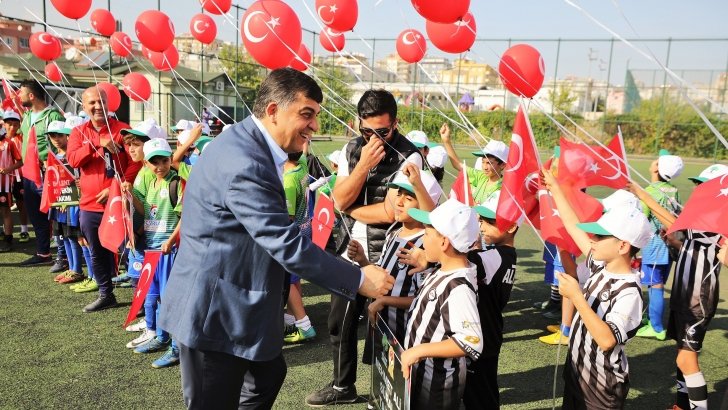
548;84;577;114
217;45;265;102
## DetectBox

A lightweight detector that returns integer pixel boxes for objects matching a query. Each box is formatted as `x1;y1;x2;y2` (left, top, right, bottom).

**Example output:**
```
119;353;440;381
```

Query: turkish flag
1;77;24;113
123;250;162;328
99;178;126;252
122;189;135;251
312;192;334;249
667;174;728;237
21;126;42;188
449;161;475;206
557;132;629;190
39;153;76;213
496;102;541;232
538;179;603;257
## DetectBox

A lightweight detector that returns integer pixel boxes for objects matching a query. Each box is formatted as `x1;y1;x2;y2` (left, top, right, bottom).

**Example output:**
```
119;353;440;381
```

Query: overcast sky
2;0;727;85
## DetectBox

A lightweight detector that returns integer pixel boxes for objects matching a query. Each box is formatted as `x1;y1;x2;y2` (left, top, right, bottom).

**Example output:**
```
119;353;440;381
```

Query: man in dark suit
159;68;394;410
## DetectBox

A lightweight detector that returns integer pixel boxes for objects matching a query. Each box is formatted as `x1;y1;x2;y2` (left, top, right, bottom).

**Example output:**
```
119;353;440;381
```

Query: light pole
586;48;598;113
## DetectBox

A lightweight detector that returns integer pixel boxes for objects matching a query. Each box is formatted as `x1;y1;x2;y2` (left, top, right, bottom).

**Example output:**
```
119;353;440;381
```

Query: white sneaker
125;319;147;332
10;204;17;211
126;328;155;349
50;238;58;249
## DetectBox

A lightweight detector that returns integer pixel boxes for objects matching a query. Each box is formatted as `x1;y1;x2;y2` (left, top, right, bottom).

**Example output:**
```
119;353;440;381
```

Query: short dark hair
123;134;150;145
357;89;397;121
629;245;640;258
484;154;505;166
252;68;323;119
19;79;47;101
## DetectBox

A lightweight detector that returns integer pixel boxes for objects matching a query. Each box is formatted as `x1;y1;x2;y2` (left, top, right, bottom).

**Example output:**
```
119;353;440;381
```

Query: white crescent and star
402;31;416;45
193;20;207;34
137;262;153;297
47;165;59;184
107;196;122;225
717;174;728;197
123;35;132;48
602;154;623;180
38;33;54;45
317;5;335;25
505;134;523;173
243;11;268;43
326;27;341;37
318;207;331;226
588;162;600;174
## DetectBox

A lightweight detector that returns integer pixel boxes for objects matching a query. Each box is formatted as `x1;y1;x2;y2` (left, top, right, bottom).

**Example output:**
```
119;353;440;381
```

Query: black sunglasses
359;123;393;139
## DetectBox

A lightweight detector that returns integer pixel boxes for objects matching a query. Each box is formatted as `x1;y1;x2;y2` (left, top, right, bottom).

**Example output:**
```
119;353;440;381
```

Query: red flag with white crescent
21;126;42;188
557;133;629;190
312;192;334;249
98;178;126;252
449;161;475;206
667;173;728;238
39;153;76;213
123;250;162;328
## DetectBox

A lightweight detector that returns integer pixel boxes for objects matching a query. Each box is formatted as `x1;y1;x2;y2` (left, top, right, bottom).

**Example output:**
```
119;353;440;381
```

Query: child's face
649;159;659;176
148;156;171;178
589;234;627;261
481;155;505;179
128;139;146;162
3;119;20;137
393;189;419;223
331;162;338;172
421;226;445;263
479;217;509;245
48;132;68;150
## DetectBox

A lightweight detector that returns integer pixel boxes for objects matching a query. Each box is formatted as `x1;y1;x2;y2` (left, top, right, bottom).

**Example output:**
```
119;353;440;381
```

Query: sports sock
677;367;689;410
284;313;295;326
295;315;312;332
560;324;571;337
648;287;665;332
550;284;561;304
684;372;708;410
20;225;27;233
81;246;94;279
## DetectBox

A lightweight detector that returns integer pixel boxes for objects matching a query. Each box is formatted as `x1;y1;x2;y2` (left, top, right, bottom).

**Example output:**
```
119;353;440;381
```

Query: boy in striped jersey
629;164;728;410
0;121;23;252
402;199;483;410
543;169;651;409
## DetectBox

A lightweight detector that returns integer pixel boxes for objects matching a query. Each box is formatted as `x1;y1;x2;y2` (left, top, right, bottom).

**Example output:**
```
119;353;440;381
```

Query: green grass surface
0;142;726;409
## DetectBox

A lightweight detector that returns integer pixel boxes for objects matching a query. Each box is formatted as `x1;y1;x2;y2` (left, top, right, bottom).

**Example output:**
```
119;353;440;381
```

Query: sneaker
49;258;69;274
305;382;358;407
126;328;155;348
74;279;99;293
543;310;562;320
534;300;561;311
54;270;71;282
0;240;12;253
19;254;53;266
284;323;297;336
636;324;667;341
126;320;147;332
118;281;133;288
539;330;569;345
58;271;85;284
70;278;92;290
18;232;29;243
82;294;118;313
642;312;649;325
134;337;171;354
10;203;17;211
112;274;130;284
50;237;58;249
151;346;180;368
284;326;316;343
546;325;560;333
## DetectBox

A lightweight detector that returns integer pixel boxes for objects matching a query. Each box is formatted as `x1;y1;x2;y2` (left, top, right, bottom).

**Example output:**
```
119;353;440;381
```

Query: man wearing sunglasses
306;89;424;407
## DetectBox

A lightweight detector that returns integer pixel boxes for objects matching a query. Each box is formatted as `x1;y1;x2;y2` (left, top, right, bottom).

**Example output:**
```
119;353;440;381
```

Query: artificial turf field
0;141;726;410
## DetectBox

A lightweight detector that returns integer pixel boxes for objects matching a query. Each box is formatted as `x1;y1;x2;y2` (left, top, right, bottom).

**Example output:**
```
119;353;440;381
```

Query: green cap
575;222;612;236
408;208;431;224
554;146;561;159
196;136;213;153
387;181;416;196
473;205;495;219
659;149;671;157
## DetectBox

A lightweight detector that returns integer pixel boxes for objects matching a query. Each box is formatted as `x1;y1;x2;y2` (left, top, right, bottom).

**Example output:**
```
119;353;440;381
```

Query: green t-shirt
139;171;183;250
283;156;309;226
319;173;337;197
178;162;192;180
20;107;65;162
467;167;502;205
132;167;155;231
642;181;680;221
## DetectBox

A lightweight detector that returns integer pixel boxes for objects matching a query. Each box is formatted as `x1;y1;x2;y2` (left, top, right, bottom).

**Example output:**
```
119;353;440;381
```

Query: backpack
169;175;180;208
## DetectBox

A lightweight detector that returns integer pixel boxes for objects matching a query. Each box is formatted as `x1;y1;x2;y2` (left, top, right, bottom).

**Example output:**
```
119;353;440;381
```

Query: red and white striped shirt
0;137;21;191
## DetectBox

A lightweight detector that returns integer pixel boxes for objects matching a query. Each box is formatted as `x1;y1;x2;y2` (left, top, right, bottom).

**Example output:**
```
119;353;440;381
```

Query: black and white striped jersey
564;253;643;409
405;264;482;410
670;230;722;318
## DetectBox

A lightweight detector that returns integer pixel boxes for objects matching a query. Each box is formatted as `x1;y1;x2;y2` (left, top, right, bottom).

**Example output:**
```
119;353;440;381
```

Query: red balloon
411;0;470;24
149;45;179;72
289;44;311;71
241;1;302;70
315;0;358;32
29;32;62;62
200;0;231;15
96;82;121;112
396;29;426;64
122;73;152;102
190;14;217;44
499;44;545;98
426;12;476;54
50;0;92;20
320;27;345;53
141;45;152;61
135;10;175;52
110;32;133;57
45;63;62;82
90;9;116;37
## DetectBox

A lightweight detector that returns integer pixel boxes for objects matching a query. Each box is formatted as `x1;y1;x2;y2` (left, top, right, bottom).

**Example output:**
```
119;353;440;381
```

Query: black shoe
534;300;561;311
49;258;69;273
19;254;53;266
82;295;118;313
0;240;12;253
305;382;358;407
136;306;145;318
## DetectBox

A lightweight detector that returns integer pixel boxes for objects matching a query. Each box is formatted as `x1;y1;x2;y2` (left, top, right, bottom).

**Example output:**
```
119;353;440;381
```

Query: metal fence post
655;38;672;155
716;53;728;161
500;39;512;139
601;38;614;138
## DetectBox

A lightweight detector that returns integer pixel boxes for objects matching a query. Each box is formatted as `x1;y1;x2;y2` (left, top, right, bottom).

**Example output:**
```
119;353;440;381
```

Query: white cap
177;129;197;147
658;155;684;181
408;198;480;253
406;130;429;148
222;124;232;132
473;190;525;227
143;138;173;161
63;112;75;119
474;157;483;170
171;119;194;131
46;120;66;134
123;120;166;140
388;170;443;205
689;164;728;183
201;122;211;135
576;205;653;248
2;111;20;121
326;150;341;166
78;111;88;118
63;116;88;131
601;189;643;213
427;145;448;169
474;140;509;163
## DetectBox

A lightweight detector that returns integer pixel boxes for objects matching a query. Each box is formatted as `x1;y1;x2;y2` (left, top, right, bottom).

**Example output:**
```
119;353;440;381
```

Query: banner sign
371;317;410;410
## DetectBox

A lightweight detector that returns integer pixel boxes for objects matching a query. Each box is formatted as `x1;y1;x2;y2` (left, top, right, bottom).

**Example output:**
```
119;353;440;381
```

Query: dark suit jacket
159;117;360;361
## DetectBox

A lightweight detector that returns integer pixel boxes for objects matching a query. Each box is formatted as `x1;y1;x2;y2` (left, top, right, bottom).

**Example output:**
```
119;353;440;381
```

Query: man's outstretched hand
359;265;394;299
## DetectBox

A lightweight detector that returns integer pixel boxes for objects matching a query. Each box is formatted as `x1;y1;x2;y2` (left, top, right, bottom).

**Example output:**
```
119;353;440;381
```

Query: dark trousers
561;386;588;410
179;342;287;410
22;177;50;255
79;210;116;297
328;291;368;387
463;355;500;409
